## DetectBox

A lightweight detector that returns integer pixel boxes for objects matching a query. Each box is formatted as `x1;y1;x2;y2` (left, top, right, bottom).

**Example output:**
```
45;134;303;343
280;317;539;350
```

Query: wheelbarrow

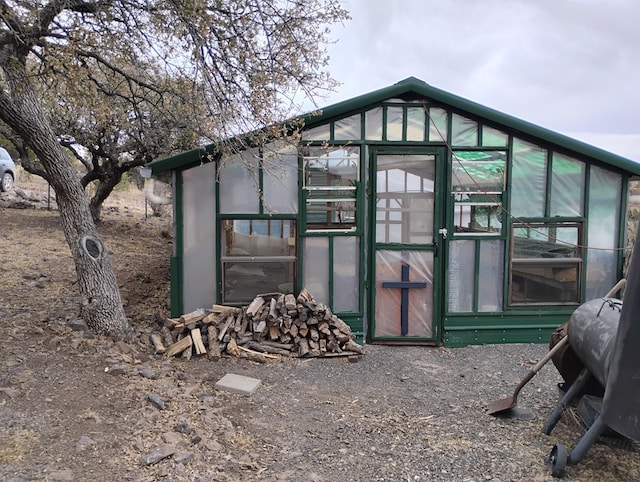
544;258;640;476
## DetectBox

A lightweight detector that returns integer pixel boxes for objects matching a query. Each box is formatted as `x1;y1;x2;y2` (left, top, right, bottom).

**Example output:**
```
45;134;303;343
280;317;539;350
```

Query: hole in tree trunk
81;235;103;261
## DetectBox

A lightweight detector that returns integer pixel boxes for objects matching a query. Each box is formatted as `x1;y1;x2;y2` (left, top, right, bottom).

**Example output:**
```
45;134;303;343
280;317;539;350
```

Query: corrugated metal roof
149;76;640;176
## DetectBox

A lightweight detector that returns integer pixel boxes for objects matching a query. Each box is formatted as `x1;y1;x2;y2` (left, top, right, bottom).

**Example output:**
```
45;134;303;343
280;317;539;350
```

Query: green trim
443;311;571;347
171;170;184;317
170;256;182;318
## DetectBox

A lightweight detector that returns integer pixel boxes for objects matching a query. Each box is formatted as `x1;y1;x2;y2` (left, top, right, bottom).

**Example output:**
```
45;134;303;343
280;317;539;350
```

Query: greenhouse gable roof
149;76;640;176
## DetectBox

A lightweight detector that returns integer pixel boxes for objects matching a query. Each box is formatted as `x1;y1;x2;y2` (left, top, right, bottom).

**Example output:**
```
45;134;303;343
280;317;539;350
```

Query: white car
0;147;16;192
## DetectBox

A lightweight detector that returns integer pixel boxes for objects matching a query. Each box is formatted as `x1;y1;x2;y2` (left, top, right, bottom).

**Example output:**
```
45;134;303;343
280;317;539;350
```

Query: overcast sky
313;0;640;161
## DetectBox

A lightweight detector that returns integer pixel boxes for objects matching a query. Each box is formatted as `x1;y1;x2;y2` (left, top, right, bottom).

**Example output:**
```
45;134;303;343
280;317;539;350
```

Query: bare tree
0;1;349;340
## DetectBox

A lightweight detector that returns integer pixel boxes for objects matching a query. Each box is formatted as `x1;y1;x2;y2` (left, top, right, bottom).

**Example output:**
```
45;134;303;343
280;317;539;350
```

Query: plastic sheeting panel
374;250;433;338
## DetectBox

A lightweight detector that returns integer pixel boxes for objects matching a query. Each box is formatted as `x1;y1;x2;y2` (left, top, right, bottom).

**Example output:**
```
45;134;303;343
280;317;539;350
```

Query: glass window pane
478;240;504;311
303;237;329;304
550;153;585;217
302;123;330;141
451;113;478;146
511;138;547;217
448;240;475;312
512;224;579;259
333;237;359;312
482;126;508;147
223;261;295;303
510;222;581;305
306;199;356;231
586;166;621;298
262;142;298;214
452;151;506;193
386;106;403;141
218;149;260;214
303;146;359;189
365;107;383;140
511;263;579;304
334;113;361;140
222;219;296;257
428;107;448;142
406;107;426;141
453;203;502;235
376;154;435;244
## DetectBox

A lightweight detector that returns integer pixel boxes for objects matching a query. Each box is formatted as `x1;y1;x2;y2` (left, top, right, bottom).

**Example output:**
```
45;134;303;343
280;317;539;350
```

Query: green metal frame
298;141;366;338
367;145;446;344
170;170;184;317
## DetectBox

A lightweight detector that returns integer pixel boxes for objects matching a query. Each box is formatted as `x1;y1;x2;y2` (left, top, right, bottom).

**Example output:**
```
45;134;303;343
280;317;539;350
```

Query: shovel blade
487;396;517;415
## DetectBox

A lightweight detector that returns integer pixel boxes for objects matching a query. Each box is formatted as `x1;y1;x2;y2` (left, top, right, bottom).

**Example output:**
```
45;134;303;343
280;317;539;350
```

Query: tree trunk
0;63;132;341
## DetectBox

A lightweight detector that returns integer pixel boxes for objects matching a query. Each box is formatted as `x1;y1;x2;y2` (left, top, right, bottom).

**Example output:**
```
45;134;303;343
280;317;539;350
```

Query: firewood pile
151;289;364;363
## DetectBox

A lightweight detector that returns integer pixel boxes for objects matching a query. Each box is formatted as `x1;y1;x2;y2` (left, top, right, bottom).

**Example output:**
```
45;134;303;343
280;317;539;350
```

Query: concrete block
214;373;262;396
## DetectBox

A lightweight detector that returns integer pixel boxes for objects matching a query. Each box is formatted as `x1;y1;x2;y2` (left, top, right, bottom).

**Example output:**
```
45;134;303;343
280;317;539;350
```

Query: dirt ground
0;183;639;481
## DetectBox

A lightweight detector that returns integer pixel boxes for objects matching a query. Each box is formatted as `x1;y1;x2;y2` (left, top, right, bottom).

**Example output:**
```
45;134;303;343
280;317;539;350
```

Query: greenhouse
147;77;640;346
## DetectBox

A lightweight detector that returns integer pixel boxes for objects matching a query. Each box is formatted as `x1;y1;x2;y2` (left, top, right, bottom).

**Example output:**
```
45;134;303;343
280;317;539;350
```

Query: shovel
486;278;627;416
487;336;568;415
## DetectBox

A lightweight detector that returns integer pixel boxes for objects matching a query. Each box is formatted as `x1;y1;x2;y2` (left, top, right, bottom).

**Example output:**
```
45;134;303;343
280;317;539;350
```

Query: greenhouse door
370;149;443;343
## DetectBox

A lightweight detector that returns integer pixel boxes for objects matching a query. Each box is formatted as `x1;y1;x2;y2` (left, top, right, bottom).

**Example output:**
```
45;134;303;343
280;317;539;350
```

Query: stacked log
153;289;364;363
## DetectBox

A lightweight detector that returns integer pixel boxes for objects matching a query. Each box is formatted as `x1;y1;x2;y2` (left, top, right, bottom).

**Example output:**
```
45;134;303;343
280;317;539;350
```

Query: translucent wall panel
301;123;330;141
482;126;508;147
262;142;298;214
406;107;426;141
333;237;359;312
447;240;475;312
219;149;260;214
511;138;547;217
478;240;504;311
374;250;433;337
182;163;216;312
386;106;403;141
550;153;585;217
586;166;621;299
428;107;448;142
303;237;329;304
365;107;383;140
451;113;478;146
334;113;361;140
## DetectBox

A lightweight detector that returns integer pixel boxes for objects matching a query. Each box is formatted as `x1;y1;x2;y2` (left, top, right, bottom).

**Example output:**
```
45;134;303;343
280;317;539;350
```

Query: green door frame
367;145;447;344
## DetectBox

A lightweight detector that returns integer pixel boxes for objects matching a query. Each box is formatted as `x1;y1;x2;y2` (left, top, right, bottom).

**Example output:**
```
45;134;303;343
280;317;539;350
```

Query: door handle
438;228;448;239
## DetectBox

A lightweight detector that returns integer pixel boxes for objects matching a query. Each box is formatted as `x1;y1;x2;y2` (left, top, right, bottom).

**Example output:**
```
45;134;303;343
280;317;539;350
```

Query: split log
210;304;237;313
237;345;272;363
284;294;297;311
246;341;291;356
150;333;166;354
207;326;222;360
298;338;310;357
165;335;193;358
343;339;365;354
191;328;206;355
226;337;239;356
246;296;265;317
179;308;207;325
181;344;193;361
218;314;236;341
